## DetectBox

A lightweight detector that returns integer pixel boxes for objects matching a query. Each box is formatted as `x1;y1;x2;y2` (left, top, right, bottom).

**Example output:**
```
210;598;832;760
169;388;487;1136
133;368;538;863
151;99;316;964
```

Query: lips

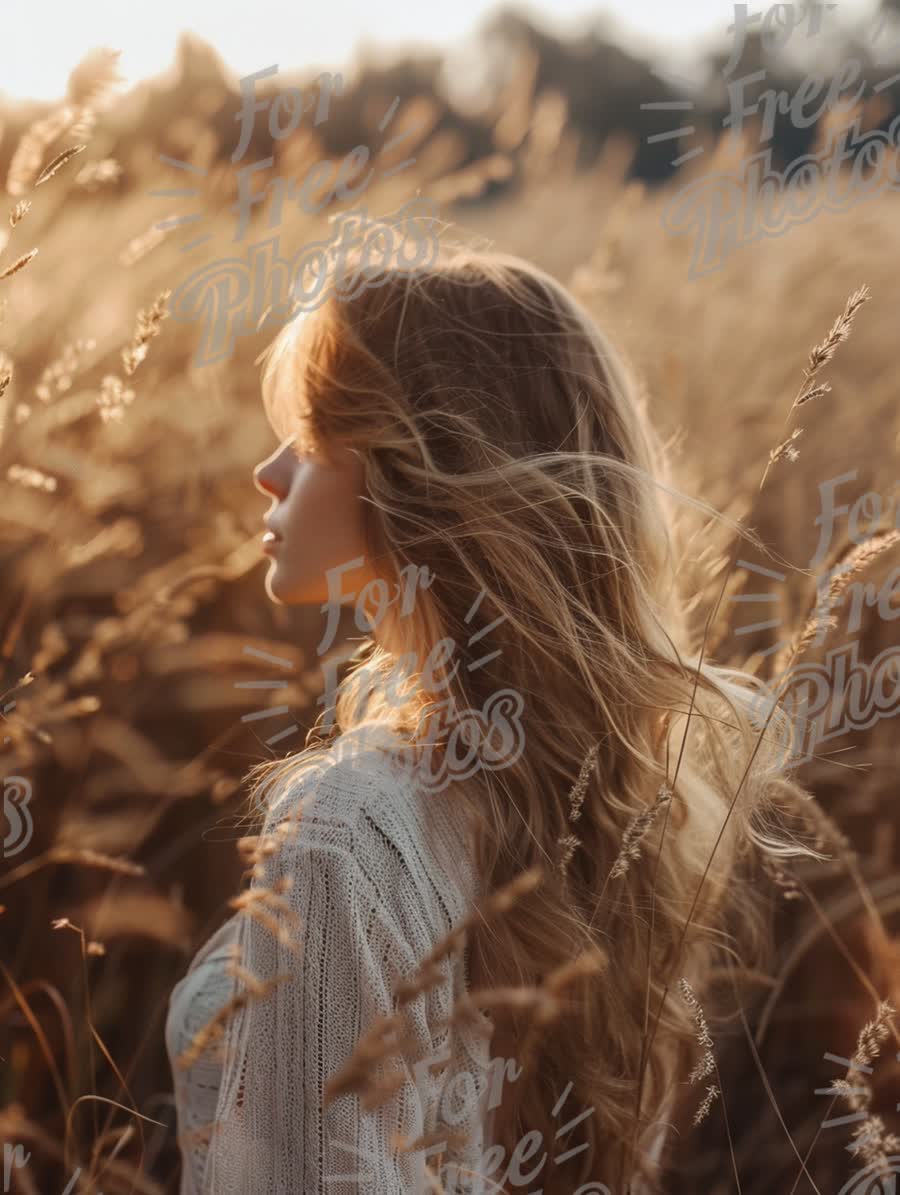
262;526;282;553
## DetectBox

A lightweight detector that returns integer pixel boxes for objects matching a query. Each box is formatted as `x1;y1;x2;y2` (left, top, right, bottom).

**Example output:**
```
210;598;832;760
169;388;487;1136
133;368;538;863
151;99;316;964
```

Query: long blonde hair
248;245;810;1192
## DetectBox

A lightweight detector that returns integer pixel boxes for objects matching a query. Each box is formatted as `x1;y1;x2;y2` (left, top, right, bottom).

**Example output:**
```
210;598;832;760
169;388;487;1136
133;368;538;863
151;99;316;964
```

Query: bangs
257;309;324;454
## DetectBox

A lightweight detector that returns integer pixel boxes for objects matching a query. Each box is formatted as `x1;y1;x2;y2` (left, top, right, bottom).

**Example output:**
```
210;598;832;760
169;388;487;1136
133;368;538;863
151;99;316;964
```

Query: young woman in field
165;246;806;1194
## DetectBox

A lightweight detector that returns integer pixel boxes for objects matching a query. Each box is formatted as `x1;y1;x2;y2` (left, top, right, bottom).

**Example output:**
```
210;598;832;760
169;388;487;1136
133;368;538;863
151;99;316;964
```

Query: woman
165;245;806;1194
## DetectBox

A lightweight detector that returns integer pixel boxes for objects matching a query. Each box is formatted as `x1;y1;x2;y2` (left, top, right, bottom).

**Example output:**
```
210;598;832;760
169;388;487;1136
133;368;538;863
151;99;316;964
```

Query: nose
253;460;278;498
253;438;294;499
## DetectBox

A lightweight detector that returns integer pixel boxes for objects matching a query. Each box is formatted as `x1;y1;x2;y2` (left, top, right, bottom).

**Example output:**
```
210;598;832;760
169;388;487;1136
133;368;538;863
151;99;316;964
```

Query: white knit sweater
165;733;671;1193
165;735;497;1195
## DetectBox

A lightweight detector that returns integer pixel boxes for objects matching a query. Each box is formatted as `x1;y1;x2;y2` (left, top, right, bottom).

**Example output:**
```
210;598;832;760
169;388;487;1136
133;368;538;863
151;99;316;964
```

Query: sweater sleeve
201;758;467;1195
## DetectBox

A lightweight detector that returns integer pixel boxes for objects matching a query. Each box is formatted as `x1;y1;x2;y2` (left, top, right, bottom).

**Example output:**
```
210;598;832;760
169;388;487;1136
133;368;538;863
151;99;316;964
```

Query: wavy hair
247;245;813;1193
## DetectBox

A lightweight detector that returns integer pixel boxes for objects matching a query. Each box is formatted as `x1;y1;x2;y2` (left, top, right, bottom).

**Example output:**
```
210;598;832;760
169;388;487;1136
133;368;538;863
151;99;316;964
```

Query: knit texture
165;734;496;1195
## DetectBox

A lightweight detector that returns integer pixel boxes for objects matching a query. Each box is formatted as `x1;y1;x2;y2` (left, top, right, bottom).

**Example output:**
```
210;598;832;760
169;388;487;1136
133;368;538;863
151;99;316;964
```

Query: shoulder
257;732;478;928
260;733;419;838
262;730;465;844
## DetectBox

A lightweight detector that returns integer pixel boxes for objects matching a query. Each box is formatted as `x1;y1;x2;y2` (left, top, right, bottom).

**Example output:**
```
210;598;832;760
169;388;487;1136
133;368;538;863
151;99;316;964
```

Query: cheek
276;466;375;602
297;471;366;555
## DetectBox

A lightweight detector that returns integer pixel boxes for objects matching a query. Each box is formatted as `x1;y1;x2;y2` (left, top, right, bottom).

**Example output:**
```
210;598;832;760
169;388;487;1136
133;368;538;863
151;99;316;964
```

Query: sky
3;0;879;103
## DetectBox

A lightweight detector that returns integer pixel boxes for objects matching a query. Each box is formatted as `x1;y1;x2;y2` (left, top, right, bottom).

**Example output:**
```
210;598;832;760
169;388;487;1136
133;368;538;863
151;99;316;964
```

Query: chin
263;572;288;605
263;563;323;607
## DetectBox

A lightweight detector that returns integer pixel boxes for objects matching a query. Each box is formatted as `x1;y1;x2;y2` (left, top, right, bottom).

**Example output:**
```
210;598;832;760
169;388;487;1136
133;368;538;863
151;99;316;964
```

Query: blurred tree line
3;1;900;202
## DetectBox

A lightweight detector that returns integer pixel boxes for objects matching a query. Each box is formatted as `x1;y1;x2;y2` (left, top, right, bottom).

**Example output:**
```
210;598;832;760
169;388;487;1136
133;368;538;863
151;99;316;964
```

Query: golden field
1;38;900;1194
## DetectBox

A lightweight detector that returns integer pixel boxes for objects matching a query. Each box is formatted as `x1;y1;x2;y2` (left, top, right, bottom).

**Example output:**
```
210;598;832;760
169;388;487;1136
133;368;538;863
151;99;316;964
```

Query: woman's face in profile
253;434;376;607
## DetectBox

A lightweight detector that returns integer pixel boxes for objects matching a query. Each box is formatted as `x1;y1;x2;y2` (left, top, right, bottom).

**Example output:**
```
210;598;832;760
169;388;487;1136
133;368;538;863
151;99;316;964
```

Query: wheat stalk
772;530;900;679
0;249;38;281
759;285;870;490
35;145;87;187
678;978;721;1126
610;784;674;880
826;1001;900;1170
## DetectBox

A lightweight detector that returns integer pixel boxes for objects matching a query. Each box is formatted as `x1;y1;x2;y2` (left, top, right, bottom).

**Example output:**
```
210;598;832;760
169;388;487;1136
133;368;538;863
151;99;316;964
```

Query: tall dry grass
1;40;900;1195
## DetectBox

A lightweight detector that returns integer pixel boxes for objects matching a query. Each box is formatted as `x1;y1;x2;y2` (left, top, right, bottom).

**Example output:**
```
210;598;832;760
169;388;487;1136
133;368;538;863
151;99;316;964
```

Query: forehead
265;316;317;435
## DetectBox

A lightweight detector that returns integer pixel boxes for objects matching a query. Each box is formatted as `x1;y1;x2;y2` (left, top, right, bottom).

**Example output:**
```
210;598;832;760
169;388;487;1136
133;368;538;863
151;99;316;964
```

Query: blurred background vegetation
3;3;900;1191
